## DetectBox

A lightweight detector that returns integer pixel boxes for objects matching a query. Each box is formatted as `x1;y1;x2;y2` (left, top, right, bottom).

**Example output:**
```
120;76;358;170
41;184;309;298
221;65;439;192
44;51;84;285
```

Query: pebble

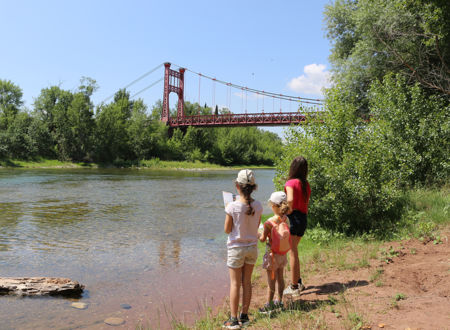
71;302;88;310
104;317;125;326
120;303;132;309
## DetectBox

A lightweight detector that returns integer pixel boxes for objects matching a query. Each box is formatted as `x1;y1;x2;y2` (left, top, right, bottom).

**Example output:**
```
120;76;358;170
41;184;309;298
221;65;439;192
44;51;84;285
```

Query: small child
258;191;291;313
223;169;263;329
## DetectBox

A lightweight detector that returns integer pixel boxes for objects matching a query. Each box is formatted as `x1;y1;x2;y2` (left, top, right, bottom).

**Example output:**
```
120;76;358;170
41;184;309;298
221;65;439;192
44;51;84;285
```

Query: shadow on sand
302;279;369;296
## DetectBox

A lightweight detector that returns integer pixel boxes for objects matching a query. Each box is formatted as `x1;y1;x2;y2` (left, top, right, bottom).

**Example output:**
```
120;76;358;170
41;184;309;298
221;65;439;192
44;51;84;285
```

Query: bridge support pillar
162;62;185;125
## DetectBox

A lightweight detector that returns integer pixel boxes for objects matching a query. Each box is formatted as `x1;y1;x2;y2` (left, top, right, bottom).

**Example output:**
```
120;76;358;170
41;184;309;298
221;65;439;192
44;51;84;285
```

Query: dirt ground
249;230;450;329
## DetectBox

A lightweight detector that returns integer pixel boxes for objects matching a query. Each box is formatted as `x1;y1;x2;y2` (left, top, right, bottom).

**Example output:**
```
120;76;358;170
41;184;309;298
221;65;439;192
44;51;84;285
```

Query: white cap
236;169;255;185
269;191;286;205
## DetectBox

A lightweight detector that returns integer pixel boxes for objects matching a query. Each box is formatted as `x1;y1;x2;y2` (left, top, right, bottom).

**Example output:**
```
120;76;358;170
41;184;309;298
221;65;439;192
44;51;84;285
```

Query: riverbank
0;158;274;170
175;187;449;329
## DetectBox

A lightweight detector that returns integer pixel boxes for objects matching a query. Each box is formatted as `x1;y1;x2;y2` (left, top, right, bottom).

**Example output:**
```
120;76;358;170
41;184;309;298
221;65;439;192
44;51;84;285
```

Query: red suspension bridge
105;62;324;128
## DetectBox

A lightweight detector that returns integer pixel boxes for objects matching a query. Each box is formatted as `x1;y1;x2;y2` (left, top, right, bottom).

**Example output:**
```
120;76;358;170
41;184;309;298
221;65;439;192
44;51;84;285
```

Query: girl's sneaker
239;313;250;326
283;284;300;296
223;317;241;329
273;300;284;311
258;302;275;315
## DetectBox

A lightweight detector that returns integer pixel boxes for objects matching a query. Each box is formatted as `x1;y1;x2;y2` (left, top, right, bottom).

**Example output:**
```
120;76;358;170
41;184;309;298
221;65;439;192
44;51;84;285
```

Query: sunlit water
0;168;275;329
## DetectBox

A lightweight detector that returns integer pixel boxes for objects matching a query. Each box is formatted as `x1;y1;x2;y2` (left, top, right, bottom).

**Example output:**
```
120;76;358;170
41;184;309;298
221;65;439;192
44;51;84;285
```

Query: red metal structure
162;63;185;124
162;62;320;128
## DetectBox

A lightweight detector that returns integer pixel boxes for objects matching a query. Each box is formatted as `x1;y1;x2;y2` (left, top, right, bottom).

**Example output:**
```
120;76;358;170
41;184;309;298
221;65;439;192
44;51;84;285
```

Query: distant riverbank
0;158;274;170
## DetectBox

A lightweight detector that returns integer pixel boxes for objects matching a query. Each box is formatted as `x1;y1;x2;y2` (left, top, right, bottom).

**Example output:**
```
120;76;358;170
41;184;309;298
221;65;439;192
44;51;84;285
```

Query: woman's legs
241;263;254;315
289;235;302;286
228;266;242;318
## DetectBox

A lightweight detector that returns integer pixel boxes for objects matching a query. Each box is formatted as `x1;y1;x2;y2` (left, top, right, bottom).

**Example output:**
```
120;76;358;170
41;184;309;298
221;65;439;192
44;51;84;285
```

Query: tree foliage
0;81;281;166
369;74;450;185
276;87;407;235
274;0;449;235
325;0;450;113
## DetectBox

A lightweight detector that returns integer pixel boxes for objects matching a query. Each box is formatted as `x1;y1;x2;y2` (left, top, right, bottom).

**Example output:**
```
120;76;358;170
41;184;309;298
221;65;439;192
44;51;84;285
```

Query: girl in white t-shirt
223;169;263;329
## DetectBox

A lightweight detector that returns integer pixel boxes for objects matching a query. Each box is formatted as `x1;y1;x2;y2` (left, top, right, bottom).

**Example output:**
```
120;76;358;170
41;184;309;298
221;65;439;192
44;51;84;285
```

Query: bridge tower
162;62;185;124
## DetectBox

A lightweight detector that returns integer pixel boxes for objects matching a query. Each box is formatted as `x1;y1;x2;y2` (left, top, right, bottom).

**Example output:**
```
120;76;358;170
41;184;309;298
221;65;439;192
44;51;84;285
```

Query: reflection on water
0;168;275;329
159;239;181;267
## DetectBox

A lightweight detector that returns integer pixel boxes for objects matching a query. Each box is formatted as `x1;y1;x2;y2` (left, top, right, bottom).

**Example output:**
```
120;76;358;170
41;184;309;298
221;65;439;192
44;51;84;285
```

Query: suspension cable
262;92;264;113
212;78;216;111
245;88;248;114
131;77;164;98
256;92;259;112
198;73;201;114
171;63;323;105
102;63;164;103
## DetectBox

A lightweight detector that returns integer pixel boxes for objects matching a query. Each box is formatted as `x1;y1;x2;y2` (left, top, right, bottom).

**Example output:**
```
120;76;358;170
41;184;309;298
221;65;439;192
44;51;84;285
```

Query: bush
275;86;407;235
306;224;344;245
370;74;450;186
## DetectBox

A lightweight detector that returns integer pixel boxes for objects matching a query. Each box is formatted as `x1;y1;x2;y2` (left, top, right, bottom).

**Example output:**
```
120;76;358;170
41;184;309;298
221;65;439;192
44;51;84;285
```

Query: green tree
369;74;450;185
95;89;134;162
65;78;97;161
33;86;74;160
325;0;450;113
127;99;169;160
276;86;406;235
6;112;34;159
0;80;23;130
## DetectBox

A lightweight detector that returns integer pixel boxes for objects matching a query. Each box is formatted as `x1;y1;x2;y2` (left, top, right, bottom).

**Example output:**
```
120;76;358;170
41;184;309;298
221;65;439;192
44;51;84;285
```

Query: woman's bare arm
285;186;294;214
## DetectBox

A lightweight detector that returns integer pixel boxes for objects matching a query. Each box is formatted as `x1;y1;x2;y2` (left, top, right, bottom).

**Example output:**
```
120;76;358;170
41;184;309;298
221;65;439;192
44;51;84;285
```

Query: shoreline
0;159;275;171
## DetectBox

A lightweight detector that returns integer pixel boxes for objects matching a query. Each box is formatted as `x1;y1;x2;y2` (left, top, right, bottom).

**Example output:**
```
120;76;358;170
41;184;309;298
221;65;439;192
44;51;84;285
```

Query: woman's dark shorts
287;210;307;237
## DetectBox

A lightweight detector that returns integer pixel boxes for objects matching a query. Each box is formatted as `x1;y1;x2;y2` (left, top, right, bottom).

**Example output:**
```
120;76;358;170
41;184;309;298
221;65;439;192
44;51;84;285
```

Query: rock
120;303;131;309
0;277;84;297
71;302;88;310
104;317;125;326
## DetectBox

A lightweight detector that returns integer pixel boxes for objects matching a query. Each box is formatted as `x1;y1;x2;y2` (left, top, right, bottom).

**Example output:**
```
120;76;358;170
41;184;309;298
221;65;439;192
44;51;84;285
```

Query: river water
0;168;275;329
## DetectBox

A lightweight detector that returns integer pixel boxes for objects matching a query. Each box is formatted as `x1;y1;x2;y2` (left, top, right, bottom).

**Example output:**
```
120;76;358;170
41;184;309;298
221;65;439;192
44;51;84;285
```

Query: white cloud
287;64;331;96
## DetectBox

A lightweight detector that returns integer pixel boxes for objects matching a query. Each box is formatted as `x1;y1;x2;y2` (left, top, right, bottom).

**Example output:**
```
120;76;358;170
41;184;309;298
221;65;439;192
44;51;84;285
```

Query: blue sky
1;0;332;136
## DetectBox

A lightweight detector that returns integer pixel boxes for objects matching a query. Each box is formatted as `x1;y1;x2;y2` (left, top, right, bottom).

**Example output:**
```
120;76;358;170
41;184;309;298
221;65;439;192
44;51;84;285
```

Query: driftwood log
0;277;84;297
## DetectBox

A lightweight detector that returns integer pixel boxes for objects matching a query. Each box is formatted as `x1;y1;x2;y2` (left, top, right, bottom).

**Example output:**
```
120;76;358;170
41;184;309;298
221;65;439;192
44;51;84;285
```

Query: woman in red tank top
283;156;311;296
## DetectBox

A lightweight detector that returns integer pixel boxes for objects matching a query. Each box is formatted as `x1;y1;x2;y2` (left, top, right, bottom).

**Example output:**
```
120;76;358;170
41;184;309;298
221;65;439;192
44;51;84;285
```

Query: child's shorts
227;245;258;268
262;251;287;271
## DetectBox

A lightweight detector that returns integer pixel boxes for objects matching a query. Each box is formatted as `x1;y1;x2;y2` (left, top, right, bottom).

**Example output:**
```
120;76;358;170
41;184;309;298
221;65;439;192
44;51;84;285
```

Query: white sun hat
269;191;287;205
236;169;256;185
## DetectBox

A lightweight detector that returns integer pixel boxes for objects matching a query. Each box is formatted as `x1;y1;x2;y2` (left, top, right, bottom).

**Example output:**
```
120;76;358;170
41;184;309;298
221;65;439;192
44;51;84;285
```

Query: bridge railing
168;112;324;127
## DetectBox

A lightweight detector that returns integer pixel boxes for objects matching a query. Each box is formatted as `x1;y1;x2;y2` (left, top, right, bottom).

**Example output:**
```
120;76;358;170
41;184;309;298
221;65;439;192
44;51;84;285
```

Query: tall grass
407;186;450;225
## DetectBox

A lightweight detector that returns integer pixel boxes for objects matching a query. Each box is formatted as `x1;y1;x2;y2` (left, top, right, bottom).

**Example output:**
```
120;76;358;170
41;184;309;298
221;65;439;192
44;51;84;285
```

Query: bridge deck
168;112;321;128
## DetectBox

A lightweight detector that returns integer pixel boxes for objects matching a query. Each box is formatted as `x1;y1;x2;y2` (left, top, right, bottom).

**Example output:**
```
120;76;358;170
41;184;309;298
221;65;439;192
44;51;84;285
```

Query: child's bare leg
241;263;254;314
265;269;276;302
276;267;285;301
229;267;242;318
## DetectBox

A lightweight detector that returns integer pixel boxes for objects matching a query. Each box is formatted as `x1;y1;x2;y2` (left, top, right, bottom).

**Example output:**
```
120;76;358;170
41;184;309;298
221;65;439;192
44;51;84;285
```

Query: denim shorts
287;210;307;237
227;245;258;268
